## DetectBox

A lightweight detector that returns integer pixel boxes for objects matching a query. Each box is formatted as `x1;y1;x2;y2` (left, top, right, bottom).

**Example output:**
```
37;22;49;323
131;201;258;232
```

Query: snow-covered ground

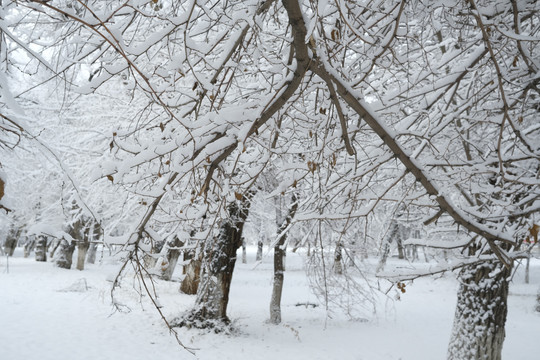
1;248;539;360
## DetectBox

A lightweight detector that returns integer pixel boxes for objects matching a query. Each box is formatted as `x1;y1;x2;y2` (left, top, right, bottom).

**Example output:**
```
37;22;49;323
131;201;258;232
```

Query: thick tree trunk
35;235;48;262
4;227;19;256
76;241;90;271
269;193;298;324
161;236;184;281
4;237;17;256
23;235;35;258
55;239;76;269
447;261;510;360
183;196;252;326
180;253;201;295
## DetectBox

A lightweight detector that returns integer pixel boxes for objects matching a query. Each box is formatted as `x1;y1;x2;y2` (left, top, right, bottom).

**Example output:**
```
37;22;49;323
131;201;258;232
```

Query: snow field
1;247;539;360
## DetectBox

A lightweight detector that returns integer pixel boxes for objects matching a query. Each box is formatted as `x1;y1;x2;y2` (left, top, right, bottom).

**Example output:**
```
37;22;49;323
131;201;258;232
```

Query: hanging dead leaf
0;177;4;201
192;82;198;91
319;107;326;115
292;179;297;188
106;175;114;183
307;161;317;173
159;123;164;132
529;224;539;243
234;192;243;201
331;29;339;41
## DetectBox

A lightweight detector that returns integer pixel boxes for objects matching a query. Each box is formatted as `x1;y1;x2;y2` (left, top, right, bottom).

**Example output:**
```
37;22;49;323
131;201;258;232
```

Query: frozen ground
1;247;539;360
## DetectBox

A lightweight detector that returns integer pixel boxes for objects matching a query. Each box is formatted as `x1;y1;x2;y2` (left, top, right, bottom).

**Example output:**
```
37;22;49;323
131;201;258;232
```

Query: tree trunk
377;220;400;272
525;251;530;284
396;238;405;260
179;253;201;295
334;242;343;275
269;242;285;324
447;261;510;360
35;235;48;262
269;193;298;324
161;236;184;281
183;196;252;326
76;241;90;270
256;240;263;261
23;236;35;258
241;238;247;264
55;239;76;269
535;288;540;312
86;242;97;264
4;227;19;256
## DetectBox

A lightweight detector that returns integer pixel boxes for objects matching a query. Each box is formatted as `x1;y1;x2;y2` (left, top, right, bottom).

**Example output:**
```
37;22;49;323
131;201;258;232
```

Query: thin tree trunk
334;242;343;275
256;240;263;261
86;221;101;264
525;251;530;284
447;261;510;360
377;220;400;272
396;238;405;260
241;238;247;264
86;242;97;264
269;193;298;324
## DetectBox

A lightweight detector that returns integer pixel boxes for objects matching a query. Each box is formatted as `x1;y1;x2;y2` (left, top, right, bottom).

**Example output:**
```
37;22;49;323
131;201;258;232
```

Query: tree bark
4;227;19;256
76;241;90;270
334;242;343;275
269;193;298;324
447;261;510;360
55;239;76;269
179;252;201;295
185;195;253;326
241;238;247;264
256;240;263;261
161;236;184;281
23;235;35;258
86;242;97;264
35;235;47;262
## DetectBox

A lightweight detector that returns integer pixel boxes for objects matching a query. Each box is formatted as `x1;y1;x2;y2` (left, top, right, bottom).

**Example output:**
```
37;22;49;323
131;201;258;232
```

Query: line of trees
1;1;539;359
